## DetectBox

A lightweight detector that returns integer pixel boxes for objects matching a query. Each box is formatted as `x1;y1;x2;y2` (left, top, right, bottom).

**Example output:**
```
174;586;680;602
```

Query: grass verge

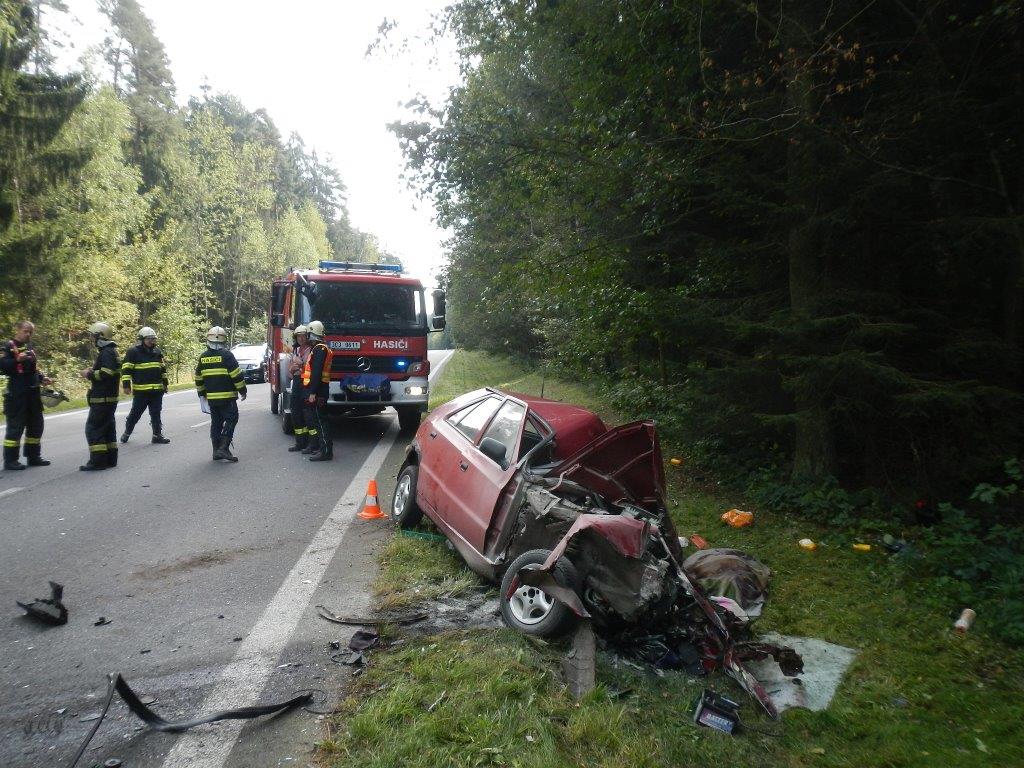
321;350;1023;768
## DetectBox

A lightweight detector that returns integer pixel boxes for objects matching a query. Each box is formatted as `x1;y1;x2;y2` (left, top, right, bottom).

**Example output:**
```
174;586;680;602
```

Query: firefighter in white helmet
194;326;247;462
120;326;171;445
287;324;312;453
302;320;333;461
79;322;120;471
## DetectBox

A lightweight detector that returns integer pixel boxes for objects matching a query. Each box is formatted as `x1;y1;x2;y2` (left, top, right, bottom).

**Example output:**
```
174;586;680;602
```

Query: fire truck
266;261;446;433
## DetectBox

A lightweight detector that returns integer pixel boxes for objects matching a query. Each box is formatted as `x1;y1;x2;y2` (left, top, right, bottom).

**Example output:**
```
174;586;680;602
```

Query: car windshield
299;281;426;335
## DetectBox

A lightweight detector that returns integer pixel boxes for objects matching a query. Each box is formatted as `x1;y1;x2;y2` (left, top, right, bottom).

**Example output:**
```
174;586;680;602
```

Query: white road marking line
429;350;454;383
160;419;400;768
189;421;210;428
0;487;24;500
41;389;198;421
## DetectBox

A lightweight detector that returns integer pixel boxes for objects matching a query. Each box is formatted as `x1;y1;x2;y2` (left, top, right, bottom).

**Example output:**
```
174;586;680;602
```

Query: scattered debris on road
93;616;111;626
16;581;68;625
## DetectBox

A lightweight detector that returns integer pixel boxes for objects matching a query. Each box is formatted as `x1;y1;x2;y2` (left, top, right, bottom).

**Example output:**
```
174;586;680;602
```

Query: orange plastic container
721;508;754;528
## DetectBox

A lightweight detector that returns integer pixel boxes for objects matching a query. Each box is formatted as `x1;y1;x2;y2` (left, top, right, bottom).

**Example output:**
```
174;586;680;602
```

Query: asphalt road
0;349;453;768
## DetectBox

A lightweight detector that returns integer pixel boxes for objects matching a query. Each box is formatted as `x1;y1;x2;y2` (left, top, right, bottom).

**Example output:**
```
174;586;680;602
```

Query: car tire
391;464;423;529
270;386;279;414
397;407;421;434
499;549;580;638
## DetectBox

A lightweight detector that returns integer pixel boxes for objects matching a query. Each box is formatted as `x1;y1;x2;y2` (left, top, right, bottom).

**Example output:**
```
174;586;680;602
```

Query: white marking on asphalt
189;421;210;428
430;350;454;382
41;389;197;421
161;419;401;768
0;487;24;500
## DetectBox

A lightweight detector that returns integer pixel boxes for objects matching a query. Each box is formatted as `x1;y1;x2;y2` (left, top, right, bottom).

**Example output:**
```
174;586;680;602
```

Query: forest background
0;0;400;391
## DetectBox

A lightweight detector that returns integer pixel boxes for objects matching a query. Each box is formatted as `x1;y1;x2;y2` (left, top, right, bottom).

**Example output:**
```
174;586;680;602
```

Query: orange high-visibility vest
302;343;333;386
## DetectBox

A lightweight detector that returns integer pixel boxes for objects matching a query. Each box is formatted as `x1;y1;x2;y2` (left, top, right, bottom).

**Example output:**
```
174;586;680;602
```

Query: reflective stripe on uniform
228;367;241;377
198;368;230;378
3;439;18;448
233;380;246;390
89;444;108;452
206;391;237;400
132;383;164;391
293;427;307;435
24;437;40;445
132;362;163;370
88;396;119;404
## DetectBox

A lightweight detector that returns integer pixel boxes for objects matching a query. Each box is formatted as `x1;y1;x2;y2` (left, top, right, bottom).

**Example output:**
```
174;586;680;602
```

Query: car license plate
329;341;361;350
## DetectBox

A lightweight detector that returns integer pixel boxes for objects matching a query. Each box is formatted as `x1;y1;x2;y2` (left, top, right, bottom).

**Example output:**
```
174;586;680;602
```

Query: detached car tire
499;549;580;638
391;464;424;529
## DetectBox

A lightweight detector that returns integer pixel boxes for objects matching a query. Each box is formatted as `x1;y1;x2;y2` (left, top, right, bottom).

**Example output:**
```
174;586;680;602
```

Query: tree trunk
785;4;836;480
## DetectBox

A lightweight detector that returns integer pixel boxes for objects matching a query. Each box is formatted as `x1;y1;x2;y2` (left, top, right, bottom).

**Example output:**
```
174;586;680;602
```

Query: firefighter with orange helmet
302;320;333;461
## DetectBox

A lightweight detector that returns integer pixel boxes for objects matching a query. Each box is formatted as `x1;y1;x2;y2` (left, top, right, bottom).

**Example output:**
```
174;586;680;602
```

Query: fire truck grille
330;355;420;375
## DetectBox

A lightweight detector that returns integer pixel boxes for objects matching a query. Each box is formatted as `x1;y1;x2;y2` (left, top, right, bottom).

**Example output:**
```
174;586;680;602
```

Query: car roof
506;392;607;458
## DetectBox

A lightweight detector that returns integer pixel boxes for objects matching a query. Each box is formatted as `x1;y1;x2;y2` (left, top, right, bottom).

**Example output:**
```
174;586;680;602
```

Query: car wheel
397;407;421;434
391;464;424;529
270;386;279;414
499;549;580;638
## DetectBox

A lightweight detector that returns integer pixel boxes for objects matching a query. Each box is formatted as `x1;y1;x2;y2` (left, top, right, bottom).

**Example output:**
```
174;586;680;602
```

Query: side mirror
431;289;446;331
478;437;507;469
271;313;285;328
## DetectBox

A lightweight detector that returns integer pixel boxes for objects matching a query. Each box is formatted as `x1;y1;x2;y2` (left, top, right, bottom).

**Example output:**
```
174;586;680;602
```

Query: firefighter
2;321;53;470
120;326;171;444
79;322;121;471
287;324;311;453
194;326;247;462
303;320;334;461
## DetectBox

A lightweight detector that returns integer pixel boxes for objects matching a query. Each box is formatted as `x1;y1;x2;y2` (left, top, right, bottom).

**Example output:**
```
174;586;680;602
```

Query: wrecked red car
391;387;800;716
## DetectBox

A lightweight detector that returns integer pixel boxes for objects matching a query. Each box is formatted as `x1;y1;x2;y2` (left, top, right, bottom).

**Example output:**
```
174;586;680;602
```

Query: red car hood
549;420;666;510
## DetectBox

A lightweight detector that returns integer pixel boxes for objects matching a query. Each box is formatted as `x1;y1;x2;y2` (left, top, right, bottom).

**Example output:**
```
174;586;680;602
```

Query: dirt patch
134;544;271;580
402;590;503;634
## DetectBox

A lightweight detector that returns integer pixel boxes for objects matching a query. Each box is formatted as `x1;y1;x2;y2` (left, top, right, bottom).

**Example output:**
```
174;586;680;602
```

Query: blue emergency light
396;359;408;369
318;260;403;274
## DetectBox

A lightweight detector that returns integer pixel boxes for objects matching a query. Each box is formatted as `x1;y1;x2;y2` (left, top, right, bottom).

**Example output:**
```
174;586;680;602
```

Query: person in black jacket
79;322;120;472
287;325;312;453
2;320;54;470
120;326;171;444
194;326;247;462
302;320;334;462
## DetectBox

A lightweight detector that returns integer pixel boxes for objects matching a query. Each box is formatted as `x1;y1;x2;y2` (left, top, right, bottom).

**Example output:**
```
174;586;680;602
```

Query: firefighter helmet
293;324;308;336
306;320;325;339
40;388;69;409
87;322;113;340
138;326;157;340
206;326;227;343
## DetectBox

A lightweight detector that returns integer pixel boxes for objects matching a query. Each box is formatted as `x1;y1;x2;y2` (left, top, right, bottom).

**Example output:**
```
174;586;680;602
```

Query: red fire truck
266;261;446;433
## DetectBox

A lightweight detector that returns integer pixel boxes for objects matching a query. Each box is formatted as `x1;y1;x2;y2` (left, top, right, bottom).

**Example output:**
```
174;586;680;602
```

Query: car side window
478;400;526;467
448;396;502;441
518;416;552;462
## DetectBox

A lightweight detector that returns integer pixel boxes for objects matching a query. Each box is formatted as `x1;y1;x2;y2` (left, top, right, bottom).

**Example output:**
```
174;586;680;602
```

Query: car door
420;394;502;516
447;398;528;553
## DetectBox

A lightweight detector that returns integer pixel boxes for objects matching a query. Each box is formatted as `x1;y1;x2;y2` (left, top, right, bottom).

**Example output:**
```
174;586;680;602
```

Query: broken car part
692;689;741;734
316;604;427;626
17;581;68;625
67;673;313;768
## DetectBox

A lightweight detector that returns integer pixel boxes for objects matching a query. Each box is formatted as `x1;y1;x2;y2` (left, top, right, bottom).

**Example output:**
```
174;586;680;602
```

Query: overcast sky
54;0;460;285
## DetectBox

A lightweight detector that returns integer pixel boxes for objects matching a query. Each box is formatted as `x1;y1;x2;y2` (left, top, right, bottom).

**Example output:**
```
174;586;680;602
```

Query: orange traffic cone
358;479;387;520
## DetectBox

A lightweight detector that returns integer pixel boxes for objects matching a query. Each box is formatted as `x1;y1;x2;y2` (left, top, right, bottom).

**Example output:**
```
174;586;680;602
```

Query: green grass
374;535;479;612
323;350;1023;768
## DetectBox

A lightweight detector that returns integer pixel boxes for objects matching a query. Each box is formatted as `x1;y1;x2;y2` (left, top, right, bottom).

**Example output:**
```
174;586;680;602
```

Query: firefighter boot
219;437;238;463
309;450;333;462
152;433;171;444
4;443;26;470
108;448;118;468
300;440;316;455
120;428;131;444
212;438;226;461
288;435;308;452
79;452;109;471
25;442;50;466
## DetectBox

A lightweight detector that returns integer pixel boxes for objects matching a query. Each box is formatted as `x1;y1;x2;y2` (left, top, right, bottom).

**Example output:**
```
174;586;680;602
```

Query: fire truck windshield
299;282;426;335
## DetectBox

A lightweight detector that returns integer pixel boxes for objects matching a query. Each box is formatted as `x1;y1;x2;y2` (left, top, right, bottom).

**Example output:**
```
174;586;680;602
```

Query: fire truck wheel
270;387;279;414
397;408;421;434
281;409;293;435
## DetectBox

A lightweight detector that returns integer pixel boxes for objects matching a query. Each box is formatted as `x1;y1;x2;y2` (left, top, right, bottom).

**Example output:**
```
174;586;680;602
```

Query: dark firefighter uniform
121;342;170;443
303;341;334;460
82;342;121;471
289;338;311;453
194;347;247;461
2;339;47;468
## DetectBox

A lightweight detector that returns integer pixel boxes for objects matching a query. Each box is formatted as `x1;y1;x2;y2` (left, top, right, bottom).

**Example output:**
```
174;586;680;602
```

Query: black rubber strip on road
67;673;313;767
